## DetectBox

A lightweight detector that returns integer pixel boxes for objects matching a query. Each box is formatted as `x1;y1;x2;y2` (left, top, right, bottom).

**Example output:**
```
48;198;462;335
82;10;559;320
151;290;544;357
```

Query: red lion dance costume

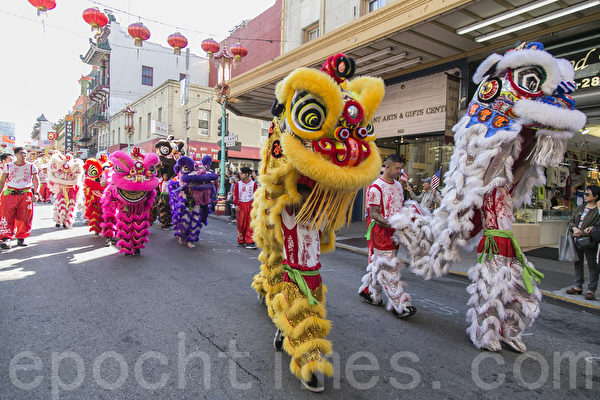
391;42;586;353
83;155;110;237
47;152;83;229
101;148;159;256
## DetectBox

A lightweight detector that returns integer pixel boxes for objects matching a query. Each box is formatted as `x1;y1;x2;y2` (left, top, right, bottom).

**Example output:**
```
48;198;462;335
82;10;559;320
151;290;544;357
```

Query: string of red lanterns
23;1;246;59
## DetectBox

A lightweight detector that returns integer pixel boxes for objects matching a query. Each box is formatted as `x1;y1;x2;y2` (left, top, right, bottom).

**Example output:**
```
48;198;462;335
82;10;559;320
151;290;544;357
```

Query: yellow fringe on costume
251;62;384;382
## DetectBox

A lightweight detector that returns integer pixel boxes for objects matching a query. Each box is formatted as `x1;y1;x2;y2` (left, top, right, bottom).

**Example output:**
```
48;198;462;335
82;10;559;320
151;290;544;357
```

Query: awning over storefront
227;0;600;120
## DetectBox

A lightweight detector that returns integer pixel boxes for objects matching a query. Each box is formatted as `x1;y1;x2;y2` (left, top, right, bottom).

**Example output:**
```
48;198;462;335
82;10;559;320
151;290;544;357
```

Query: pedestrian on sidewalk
358;154;417;318
406;176;441;211
0;147;39;248
566;185;600;300
0;153;14;208
233;167;257;249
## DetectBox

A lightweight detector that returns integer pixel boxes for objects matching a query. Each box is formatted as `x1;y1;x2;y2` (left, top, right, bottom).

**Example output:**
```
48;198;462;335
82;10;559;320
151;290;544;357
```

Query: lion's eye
88;166;98;177
160;146;170;155
114;165;125;173
512;66;545;94
290;90;327;133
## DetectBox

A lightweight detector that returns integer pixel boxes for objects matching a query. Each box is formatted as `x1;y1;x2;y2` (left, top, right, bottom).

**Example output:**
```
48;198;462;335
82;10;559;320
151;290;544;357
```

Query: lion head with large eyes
109;147;159;204
262;54;384;233
48;152;83;187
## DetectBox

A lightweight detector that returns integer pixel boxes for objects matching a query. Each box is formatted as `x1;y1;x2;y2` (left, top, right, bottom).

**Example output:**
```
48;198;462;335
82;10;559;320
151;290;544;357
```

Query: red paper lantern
82;8;108;32
28;0;56;14
128;22;150;47
201;38;220;57
230;43;248;63
167;32;188;55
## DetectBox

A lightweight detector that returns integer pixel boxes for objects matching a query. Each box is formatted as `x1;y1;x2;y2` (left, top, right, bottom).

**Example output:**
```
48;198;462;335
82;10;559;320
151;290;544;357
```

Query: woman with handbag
566;185;600;300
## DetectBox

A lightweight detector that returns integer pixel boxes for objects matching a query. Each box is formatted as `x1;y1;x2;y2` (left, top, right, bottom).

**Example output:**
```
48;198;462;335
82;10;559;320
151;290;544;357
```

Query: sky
0;0;276;144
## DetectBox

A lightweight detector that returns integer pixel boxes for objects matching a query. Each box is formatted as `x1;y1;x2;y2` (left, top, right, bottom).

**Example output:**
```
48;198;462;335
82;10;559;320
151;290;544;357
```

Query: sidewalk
335;221;600;311
210;213;600;311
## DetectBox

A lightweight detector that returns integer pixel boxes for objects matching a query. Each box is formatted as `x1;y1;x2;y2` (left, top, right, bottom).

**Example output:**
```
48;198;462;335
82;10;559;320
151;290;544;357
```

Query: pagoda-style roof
36;114;48;122
81;38;111;66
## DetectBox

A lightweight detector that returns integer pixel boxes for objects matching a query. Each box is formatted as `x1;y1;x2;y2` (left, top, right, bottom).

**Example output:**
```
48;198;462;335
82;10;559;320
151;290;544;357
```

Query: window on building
198;110;210;136
158;107;162;123
366;0;387;13
138;117;142;140
147;113;152;138
142;66;153;86
261;120;270;144
179;73;187;82
303;22;320;44
117;127;120;145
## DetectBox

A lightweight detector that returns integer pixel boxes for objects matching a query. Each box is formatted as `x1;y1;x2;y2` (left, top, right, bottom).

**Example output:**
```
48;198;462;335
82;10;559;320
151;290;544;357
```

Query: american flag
430;168;442;190
398;168;408;182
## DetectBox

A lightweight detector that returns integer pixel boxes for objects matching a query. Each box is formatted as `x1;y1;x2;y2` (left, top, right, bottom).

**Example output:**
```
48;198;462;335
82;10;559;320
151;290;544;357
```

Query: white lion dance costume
47;152;83;229
100;147;159;256
251;54;383;388
392;42;586;352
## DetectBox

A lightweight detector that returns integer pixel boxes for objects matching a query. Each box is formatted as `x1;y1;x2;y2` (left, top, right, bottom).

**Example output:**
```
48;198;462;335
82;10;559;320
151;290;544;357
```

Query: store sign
372;73;455;138
64;120;74;152
151;120;169;136
567;47;600;94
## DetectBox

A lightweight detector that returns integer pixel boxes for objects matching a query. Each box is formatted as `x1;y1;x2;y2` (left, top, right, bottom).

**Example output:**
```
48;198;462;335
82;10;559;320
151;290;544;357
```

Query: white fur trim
556;58;575;82
473;53;502;84
513;99;587;132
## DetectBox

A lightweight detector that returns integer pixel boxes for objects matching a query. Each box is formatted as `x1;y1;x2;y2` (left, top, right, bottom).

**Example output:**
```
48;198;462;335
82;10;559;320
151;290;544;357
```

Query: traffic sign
225;141;242;151
223;134;238;143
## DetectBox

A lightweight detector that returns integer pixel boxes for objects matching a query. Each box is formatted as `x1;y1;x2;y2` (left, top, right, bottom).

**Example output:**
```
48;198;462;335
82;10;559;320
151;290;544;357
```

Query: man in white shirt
233;167;258;249
0;147;39;248
359;154;417;318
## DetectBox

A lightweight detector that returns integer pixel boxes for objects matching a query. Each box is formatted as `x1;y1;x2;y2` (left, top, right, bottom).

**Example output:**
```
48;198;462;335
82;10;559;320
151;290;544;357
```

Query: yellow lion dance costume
250;54;384;388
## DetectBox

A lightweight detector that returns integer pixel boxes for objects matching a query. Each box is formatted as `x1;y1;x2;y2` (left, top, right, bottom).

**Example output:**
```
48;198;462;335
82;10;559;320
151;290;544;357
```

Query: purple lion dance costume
100;147;159;255
168;155;218;248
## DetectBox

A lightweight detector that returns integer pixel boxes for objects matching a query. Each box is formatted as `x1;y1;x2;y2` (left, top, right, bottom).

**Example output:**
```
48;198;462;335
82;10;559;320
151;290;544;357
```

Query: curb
335;241;600;314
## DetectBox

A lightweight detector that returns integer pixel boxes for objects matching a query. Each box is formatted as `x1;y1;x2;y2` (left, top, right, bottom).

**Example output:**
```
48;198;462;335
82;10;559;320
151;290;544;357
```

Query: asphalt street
1;204;599;399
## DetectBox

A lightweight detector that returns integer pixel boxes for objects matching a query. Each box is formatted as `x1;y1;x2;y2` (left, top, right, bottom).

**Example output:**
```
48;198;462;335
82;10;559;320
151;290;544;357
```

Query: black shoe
16;239;27;247
0;241;10;249
55;223;60;228
391;306;417;319
245;243;257;250
273;329;284;351
62;224;67;229
134;248;140;256
301;374;324;393
237;242;246;247
359;291;382;306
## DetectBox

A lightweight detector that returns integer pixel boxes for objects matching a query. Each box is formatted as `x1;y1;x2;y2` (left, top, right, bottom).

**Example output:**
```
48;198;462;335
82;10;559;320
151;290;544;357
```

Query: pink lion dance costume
101;147;159;255
83;154;110;237
47;152;83;229
391;42;586;353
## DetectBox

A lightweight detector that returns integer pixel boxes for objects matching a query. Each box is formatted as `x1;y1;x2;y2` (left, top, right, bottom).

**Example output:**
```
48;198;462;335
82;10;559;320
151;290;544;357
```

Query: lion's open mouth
117;188;147;203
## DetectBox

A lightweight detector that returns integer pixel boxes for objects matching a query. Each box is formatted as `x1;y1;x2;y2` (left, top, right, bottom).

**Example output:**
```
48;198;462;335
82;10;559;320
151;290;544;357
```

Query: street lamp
123;105;135;152
201;40;248;215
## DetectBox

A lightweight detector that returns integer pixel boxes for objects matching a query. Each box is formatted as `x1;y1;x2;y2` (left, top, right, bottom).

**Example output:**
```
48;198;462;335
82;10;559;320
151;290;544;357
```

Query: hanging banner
65;120;74;152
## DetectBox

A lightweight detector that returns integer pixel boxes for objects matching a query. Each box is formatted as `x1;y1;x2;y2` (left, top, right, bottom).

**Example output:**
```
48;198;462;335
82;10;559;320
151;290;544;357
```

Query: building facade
80;12;209;155
107;79;265;172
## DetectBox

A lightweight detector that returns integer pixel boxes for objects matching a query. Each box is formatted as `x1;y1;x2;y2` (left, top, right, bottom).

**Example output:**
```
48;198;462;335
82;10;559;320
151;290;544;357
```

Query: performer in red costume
0;147;39;248
359;153;417;318
233;166;258;249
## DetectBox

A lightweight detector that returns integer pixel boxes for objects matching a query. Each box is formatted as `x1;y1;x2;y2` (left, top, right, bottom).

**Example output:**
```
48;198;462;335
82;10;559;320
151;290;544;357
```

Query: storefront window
376;135;453;183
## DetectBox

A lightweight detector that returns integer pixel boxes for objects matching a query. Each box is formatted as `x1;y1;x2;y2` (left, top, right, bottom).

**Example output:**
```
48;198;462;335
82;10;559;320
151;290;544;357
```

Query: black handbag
575;236;595;249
